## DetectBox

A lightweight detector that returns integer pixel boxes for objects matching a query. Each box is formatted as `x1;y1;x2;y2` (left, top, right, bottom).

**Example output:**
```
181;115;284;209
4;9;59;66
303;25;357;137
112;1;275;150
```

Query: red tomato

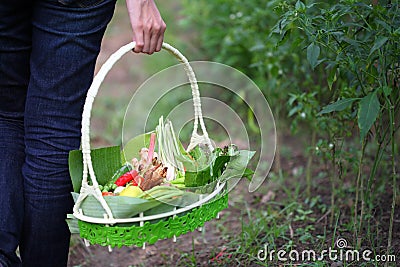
102;192;114;196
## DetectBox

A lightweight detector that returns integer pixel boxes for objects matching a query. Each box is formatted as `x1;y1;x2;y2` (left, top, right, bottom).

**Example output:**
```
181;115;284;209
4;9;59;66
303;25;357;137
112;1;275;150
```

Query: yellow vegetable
119;185;143;197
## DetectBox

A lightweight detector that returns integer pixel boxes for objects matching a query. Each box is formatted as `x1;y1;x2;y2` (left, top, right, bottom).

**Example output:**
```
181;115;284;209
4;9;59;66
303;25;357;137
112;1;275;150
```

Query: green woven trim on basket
78;193;228;248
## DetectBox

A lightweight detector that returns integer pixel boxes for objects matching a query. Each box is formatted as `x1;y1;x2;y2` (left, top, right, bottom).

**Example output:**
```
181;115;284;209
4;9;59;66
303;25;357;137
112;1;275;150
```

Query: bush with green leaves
181;0;399;260
276;0;399;252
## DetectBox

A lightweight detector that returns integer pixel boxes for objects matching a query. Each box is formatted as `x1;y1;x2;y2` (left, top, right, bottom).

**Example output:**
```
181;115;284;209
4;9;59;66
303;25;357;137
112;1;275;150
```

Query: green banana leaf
71;185;202;219
180;179;219;194
71;192;161;219
122;132;152;163
69;146;122;193
66;214;80;234
143;191;201;216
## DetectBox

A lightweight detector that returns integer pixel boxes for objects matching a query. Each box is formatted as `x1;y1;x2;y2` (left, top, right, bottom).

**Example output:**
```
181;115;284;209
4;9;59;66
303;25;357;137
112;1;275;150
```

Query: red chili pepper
115;170;138;187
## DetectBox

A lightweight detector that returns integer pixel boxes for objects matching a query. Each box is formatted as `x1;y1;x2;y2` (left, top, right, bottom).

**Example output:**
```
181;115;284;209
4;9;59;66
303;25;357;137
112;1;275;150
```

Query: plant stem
365;141;384;224
274;108;282;174
330;142;337;226
354;140;366;248
385;93;397;267
306;130;316;198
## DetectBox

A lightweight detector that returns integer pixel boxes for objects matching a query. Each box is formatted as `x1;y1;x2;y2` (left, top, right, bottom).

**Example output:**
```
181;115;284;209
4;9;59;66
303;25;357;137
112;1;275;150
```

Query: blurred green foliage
181;0;298;118
181;0;399;140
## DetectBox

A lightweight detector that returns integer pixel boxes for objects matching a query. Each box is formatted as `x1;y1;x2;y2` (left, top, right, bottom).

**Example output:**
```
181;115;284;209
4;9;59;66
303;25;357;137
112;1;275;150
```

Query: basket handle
75;42;212;220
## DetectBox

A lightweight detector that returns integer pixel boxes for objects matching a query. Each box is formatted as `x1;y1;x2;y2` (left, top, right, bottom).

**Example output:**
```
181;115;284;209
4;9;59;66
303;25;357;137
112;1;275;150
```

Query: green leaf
180;147;213;187
247;108;261;134
381;86;392;97
188;145;208;165
295;0;306;11
369;36;388;55
183;160;213;187
181;145;255;188
122;132;152;163
66;214;80;234
327;68;337;90
318;98;359;115
375;20;391;32
288;105;302;117
177;146;210;174
242;168;255;181
218;150;256;183
71;192;161;219
70;186;201;221
307;43;320;70
249;42;265;52
69;146;122;193
144;190;200;213
69;150;83;193
212;154;231;178
342;37;361;47
358;92;380;140
288;93;298;106
184;170;207;187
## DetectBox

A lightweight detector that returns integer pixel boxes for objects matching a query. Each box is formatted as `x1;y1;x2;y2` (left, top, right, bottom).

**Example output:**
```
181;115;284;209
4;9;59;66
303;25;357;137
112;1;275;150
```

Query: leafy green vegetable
242;168;255;181
176;146;209;172
180;145;255;187
212;154;230;178
218;150;256;183
184;167;212;187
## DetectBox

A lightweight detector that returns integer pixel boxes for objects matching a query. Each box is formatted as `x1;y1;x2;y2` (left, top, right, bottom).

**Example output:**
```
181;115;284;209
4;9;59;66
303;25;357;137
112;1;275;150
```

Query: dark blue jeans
0;0;115;266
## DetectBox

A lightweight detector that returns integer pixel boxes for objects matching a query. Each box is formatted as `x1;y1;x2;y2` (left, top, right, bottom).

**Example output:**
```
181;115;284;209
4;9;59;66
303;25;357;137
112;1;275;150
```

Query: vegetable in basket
115;169;139;187
119;185;143;197
98;131;169;196
70;118;255;201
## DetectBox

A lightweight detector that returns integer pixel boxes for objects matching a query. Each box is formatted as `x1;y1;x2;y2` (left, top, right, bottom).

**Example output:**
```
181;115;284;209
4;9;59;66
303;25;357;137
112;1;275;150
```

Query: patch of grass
175;162;398;267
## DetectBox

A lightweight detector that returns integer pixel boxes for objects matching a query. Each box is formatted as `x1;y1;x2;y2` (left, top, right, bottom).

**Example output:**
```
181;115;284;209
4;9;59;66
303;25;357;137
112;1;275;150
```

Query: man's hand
126;0;166;54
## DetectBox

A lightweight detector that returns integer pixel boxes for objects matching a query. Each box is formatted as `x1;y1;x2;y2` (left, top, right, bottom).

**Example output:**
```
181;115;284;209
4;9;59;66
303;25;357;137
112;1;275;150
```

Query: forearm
126;0;166;54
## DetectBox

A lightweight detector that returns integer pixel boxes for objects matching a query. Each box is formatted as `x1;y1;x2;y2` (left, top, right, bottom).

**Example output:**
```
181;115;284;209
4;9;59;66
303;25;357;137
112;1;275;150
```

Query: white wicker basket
70;42;228;248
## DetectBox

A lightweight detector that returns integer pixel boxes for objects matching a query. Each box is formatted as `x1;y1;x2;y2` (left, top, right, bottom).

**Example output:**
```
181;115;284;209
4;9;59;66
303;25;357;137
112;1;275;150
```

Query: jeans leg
0;122;25;267
19;0;115;266
0;2;32;267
